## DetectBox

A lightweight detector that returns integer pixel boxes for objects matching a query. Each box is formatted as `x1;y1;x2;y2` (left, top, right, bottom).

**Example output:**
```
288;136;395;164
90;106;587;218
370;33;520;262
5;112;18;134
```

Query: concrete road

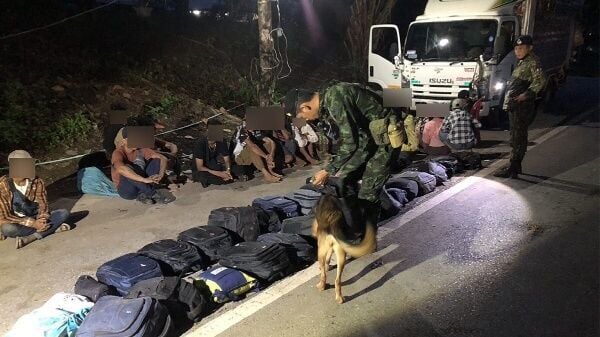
0;77;598;336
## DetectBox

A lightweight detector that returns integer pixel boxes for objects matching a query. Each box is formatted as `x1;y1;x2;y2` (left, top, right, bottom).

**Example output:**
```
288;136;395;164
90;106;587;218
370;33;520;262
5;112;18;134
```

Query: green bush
145;94;181;120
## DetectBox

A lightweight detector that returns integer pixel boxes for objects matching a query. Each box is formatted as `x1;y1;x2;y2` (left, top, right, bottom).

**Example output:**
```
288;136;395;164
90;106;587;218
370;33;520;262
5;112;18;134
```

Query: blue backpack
252;196;300;220
96;254;163;296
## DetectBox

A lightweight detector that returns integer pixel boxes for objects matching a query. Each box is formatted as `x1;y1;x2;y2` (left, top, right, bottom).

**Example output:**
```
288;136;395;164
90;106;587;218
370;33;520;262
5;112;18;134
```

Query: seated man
0;150;72;249
126;114;182;182
192;135;234;187
421;117;451;156
232;122;281;183
439;98;482;151
111;127;176;204
292;122;320;165
272;128;297;168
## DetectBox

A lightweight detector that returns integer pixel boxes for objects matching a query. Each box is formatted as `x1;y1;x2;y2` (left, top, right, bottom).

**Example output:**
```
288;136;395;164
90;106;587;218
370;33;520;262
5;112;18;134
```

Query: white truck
368;0;584;125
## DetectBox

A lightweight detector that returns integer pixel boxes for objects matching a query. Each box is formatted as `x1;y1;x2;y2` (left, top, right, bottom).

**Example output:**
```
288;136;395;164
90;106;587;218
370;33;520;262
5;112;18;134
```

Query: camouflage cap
514;35;533;47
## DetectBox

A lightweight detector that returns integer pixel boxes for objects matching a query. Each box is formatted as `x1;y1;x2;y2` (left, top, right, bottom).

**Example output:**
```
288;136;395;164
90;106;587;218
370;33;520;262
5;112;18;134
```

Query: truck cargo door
368;25;403;89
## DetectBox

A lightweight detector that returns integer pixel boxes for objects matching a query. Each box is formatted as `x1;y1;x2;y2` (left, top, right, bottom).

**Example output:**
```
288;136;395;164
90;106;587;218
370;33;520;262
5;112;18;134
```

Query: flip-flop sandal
55;223;72;233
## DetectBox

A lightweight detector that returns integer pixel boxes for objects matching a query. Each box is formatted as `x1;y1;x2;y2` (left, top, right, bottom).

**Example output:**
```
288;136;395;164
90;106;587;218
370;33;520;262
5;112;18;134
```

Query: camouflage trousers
509;101;536;163
337;143;391;203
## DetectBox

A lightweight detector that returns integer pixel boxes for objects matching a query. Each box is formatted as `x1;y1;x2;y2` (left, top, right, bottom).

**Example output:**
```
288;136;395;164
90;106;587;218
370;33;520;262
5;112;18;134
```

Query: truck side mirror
394;55;402;68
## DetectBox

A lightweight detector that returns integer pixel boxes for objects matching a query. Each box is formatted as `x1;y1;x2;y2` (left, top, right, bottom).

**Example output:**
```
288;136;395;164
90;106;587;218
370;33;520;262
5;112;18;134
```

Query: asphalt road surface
186;77;600;337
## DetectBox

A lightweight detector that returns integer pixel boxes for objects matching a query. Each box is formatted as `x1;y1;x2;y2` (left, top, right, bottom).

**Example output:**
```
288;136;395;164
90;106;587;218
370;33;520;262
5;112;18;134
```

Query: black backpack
74;275;118;303
125;276;212;327
177;226;234;263
450;152;483;170
208;206;260;242
257;233;316;268
220;242;292;283
138;239;205;276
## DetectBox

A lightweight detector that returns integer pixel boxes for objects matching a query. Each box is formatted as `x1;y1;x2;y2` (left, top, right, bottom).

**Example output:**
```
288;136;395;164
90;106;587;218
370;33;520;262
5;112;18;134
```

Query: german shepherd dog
312;194;377;304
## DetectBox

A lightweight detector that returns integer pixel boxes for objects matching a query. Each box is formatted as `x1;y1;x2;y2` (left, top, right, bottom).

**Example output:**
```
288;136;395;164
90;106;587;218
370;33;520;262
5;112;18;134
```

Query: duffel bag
197;265;258;303
74;275;117;303
96;253;163;296
207;206;260;242
75;296;172;337
177;225;234;263
397;171;436;195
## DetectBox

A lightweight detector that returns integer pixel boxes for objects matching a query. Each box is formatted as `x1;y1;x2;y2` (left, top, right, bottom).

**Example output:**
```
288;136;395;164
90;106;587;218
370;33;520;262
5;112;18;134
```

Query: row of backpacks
6;153;481;337
381;152;483;216
6;176;345;337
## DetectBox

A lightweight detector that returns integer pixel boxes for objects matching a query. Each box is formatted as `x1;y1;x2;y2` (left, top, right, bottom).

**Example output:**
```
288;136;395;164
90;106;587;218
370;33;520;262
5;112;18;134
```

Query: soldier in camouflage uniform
495;35;546;179
284;81;392;223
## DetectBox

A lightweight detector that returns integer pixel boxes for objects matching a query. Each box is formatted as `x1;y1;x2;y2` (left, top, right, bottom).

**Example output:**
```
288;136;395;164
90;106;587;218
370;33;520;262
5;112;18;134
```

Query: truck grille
412;84;470;101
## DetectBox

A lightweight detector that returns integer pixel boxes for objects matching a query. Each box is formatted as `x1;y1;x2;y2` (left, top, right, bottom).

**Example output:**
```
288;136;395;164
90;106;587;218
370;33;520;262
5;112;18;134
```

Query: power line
0;0;119;41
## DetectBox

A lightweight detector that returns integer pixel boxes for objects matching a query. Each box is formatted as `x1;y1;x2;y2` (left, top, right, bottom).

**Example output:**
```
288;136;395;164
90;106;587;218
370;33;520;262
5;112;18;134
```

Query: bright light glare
191;10;201;16
494;82;504;91
439;38;450;47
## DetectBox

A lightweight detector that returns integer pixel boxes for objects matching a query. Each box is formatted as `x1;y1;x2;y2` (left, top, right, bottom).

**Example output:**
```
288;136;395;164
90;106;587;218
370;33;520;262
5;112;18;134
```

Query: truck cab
369;0;582;125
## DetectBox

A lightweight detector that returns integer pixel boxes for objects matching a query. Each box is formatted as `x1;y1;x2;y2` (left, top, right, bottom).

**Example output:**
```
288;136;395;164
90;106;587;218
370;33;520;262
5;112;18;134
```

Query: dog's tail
338;222;377;258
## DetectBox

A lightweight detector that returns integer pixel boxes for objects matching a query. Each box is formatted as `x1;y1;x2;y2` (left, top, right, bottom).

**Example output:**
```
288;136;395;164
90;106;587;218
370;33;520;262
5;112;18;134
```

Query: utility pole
257;0;274;107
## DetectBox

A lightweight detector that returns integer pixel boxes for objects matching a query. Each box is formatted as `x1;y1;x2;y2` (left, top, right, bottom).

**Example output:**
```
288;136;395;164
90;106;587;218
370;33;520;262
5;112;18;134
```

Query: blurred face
297;93;320;121
514;45;533;60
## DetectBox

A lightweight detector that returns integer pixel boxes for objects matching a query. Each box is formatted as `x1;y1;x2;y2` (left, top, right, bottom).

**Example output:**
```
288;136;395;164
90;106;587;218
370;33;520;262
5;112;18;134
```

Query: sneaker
137;193;156;205
152;189;176;204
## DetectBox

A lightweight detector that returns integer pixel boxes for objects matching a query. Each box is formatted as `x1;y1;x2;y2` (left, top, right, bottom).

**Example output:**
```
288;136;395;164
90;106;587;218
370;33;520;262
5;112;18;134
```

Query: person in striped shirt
0;150;72;249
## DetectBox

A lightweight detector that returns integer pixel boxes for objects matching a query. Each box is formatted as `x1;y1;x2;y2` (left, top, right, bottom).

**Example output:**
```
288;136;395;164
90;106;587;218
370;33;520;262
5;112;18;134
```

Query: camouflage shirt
318;82;388;174
507;52;546;102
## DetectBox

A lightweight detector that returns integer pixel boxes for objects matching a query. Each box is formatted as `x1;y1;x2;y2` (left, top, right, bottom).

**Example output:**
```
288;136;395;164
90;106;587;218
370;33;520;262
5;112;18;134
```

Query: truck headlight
494;82;504;91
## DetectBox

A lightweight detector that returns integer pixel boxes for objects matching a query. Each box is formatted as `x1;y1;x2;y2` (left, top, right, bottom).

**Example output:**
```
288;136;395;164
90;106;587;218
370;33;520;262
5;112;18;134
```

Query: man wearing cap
112;127;176;204
0;150;72;249
495;35;546;178
284;81;393;223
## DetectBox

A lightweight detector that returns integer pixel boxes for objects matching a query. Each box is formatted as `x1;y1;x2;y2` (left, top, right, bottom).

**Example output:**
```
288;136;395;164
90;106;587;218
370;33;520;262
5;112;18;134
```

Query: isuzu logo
430;78;454;84
434;67;443;74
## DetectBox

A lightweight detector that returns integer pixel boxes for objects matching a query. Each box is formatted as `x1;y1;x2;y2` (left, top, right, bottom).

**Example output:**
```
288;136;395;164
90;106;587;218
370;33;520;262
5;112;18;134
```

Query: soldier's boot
494;161;520;179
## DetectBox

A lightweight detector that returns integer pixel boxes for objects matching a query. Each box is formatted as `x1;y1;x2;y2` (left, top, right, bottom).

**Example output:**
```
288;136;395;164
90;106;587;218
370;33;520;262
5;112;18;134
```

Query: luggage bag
219;242;291;283
257;232;315;266
75;296;172;337
285;189;322;215
96;253;163;296
397;171;437;195
74;275;118;303
280;215;314;236
252;196;300;220
198;266;258;303
177;225;234;262
207;206;260;242
138;239;205;275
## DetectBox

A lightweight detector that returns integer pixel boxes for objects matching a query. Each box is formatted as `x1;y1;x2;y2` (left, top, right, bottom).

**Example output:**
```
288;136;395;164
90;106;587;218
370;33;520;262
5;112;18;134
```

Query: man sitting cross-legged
0;150;73;249
111;127;176;205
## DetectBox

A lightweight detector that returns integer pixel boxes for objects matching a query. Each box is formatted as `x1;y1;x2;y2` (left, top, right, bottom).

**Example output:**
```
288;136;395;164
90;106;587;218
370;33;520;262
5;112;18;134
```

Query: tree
344;0;397;82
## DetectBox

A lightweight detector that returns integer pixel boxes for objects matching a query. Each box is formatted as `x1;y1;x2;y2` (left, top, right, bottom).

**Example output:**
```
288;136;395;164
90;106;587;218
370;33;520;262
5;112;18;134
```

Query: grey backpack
397;171;437;195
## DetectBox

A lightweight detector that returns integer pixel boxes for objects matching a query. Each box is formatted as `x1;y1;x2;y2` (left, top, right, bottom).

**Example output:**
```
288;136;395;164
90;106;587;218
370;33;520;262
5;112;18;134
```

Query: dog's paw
316;281;326;291
336;295;345;304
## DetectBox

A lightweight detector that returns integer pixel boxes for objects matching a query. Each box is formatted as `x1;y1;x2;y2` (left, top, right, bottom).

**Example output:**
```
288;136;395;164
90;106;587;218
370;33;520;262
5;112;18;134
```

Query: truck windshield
405;20;498;62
